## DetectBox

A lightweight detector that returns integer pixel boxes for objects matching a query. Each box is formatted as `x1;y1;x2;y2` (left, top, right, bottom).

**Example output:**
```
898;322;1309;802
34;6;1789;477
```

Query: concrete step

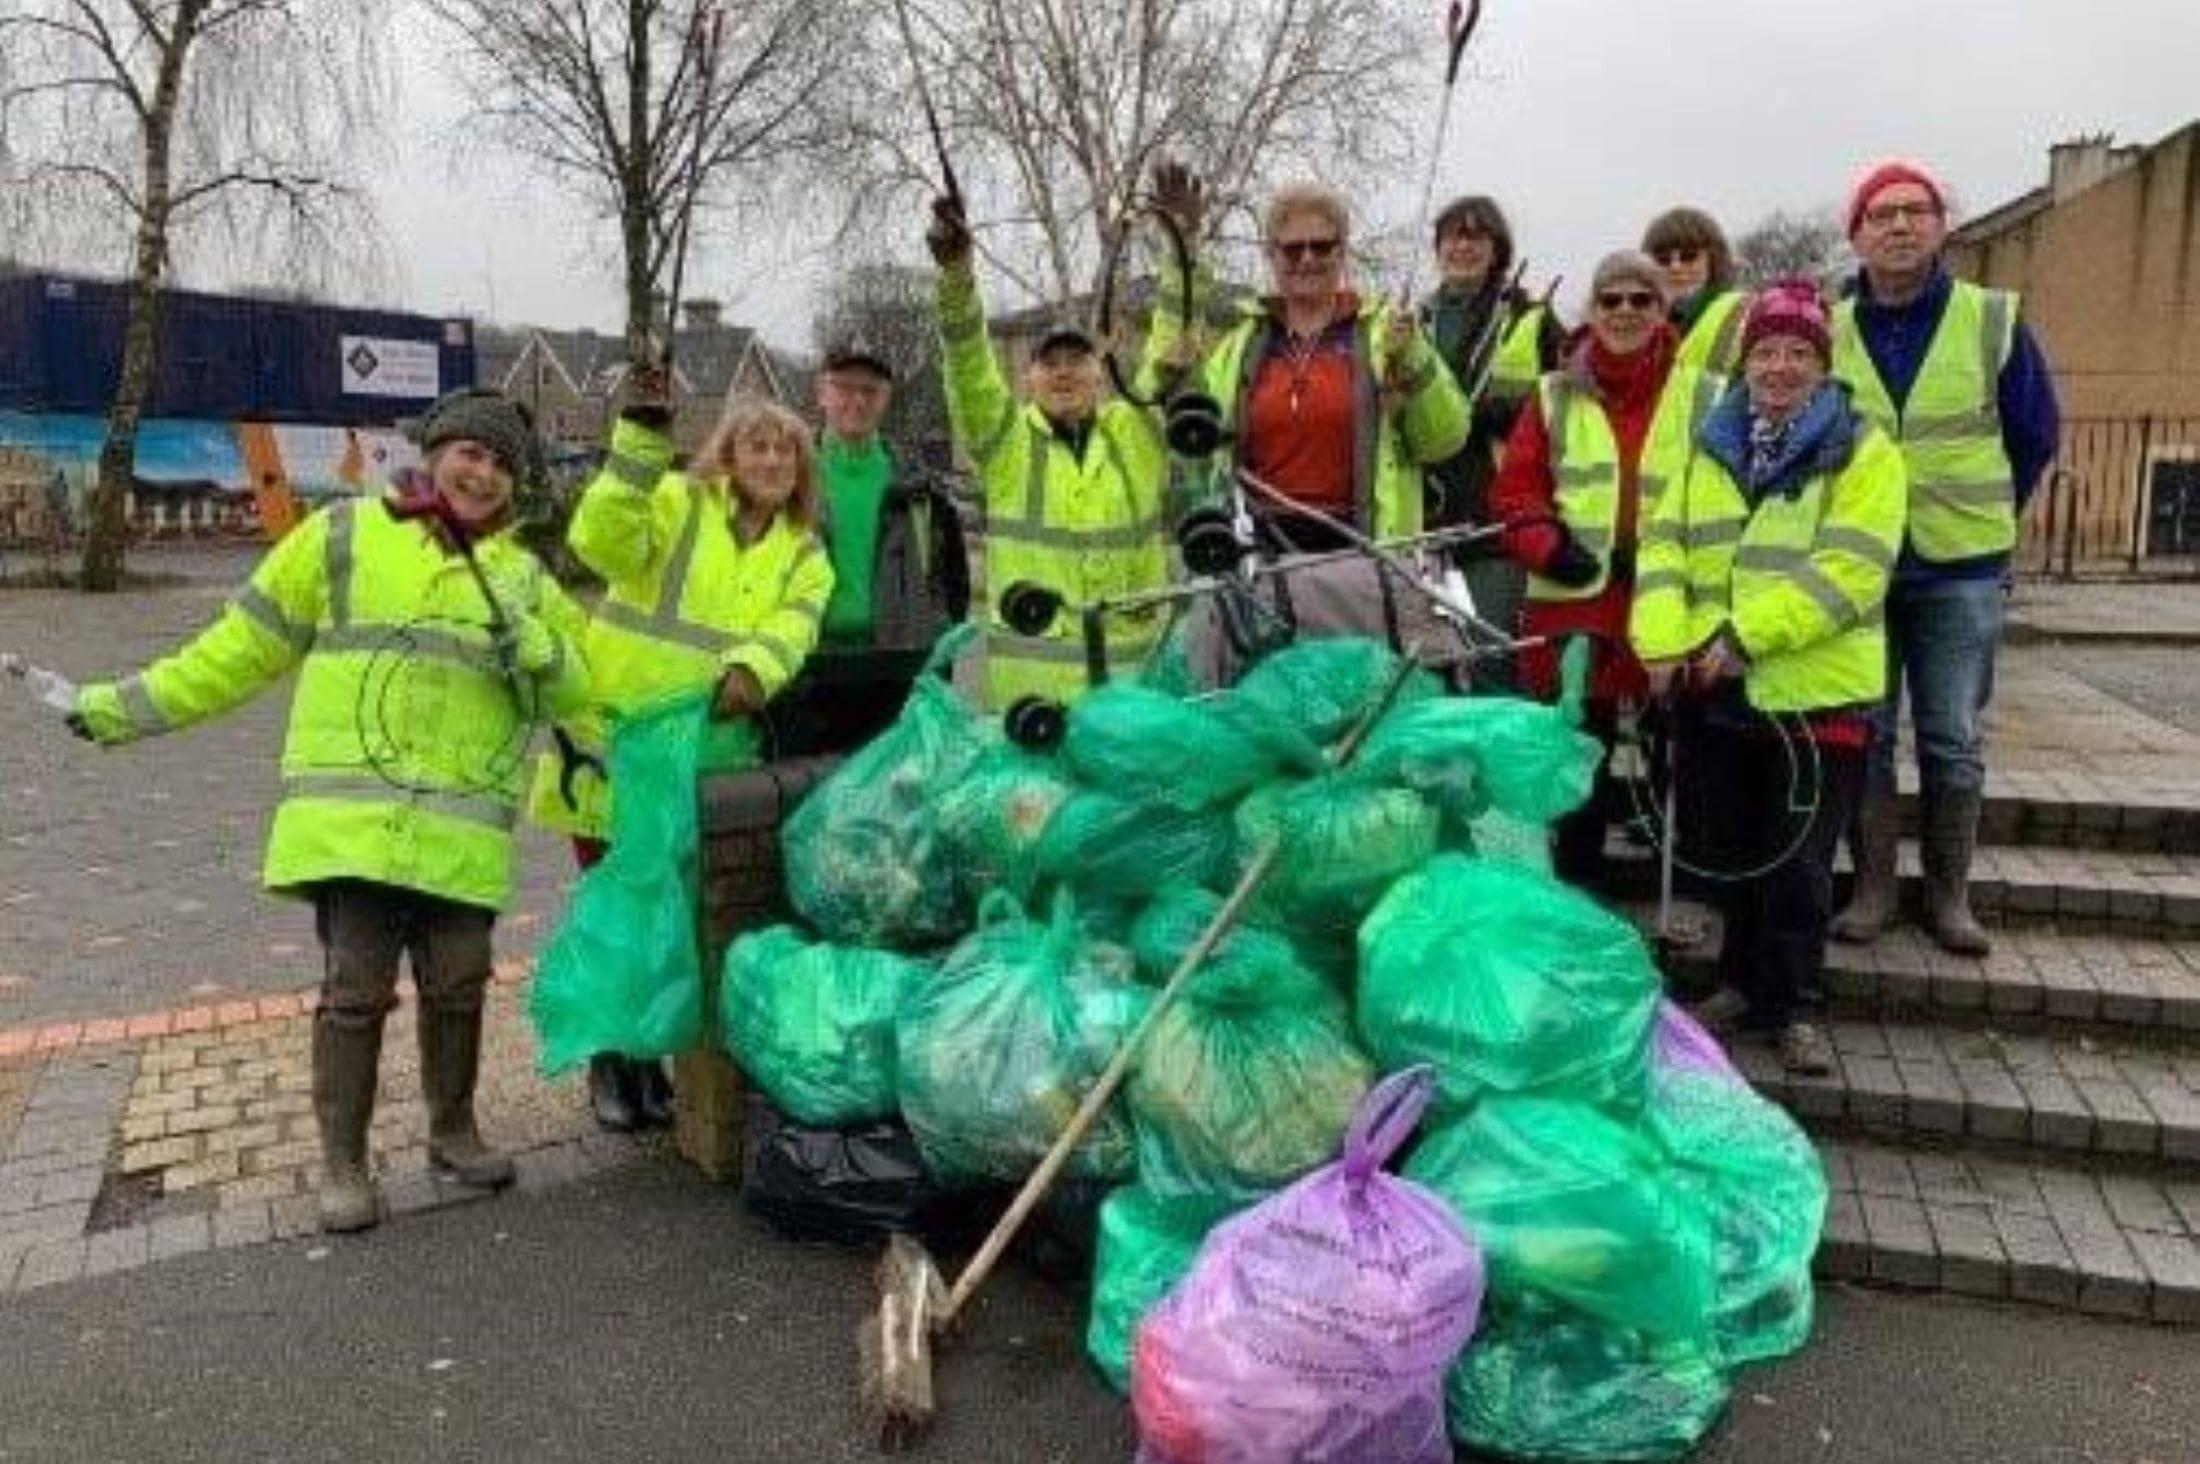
1663;926;2200;1038
1732;1019;2200;1169
1865;842;2200;939
1812;1136;2200;1324
1894;769;2200;855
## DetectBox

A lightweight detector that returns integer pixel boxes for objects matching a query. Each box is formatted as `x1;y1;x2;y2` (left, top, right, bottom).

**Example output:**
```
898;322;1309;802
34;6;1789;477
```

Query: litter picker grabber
1399;0;1486;307
889;0;965;213
856;649;1426;1450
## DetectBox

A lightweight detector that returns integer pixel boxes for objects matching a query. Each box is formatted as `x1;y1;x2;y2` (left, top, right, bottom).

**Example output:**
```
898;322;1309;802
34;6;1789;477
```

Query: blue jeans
1869;577;2006;796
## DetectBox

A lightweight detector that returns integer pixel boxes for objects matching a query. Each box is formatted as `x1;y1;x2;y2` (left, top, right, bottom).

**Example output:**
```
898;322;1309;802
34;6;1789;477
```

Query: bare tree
422;0;858;380
858;0;1424;308
1735;207;1851;290
811;262;951;457
0;0;388;591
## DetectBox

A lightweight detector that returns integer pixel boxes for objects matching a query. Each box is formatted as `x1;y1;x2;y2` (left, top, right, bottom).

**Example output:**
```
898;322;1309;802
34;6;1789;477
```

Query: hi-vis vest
528;415;834;838
1833;281;2020;563
1675;289;1750;377
1528;363;1723;602
1487;304;1553;400
76;498;590;909
1632;405;1908;713
938;268;1174;712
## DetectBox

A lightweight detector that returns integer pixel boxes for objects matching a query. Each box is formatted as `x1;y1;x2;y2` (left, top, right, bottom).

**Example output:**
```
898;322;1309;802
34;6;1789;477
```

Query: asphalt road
1;1158;2195;1464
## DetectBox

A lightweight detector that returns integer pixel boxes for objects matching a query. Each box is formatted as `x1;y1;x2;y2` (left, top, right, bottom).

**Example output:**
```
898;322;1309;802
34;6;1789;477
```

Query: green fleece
821;435;891;642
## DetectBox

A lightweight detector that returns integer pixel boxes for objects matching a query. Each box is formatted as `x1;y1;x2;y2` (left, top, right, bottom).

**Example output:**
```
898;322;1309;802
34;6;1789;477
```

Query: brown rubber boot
313;1016;384;1233
420;1001;515;1190
1922;785;1993;956
1831;775;1900;944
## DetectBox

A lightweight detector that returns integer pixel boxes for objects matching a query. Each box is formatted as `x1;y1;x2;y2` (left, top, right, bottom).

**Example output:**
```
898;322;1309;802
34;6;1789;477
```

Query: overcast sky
365;0;2200;350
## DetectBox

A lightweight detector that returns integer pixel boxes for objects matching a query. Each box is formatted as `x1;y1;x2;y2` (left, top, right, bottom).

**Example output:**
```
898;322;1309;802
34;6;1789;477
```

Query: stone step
1867;842;2200;939
1894;769;2200;855
1812;1136;2200;1324
1731;1018;2200;1168
1662;927;2200;1038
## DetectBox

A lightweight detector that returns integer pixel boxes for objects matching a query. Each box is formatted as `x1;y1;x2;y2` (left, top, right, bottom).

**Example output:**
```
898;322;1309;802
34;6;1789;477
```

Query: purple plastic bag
1652;1000;1740;1082
1131;1067;1486;1464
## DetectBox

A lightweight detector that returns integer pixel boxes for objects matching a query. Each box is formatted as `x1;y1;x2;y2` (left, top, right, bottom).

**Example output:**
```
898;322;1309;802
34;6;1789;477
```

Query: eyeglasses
1596;289;1661;312
1271;237;1342;263
1648;247;1703;266
1862;200;1942;228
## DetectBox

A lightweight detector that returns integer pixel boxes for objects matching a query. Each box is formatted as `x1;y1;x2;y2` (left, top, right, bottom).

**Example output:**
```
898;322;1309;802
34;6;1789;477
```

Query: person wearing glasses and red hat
1490;250;1723;889
1826;158;2060;958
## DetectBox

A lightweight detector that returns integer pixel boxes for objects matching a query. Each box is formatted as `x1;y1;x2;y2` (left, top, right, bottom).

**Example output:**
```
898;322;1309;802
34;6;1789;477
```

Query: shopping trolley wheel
1003;695;1068;751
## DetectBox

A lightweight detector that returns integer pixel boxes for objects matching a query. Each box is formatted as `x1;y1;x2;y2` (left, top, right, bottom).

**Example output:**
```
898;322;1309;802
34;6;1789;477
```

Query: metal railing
2020;415;2200;579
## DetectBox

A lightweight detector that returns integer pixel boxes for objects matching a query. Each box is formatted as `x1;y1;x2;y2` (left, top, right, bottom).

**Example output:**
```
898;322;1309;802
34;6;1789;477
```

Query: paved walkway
2008;576;2200;645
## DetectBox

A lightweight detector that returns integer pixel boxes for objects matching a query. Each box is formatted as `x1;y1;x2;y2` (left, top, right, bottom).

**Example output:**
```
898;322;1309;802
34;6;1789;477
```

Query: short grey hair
1263;182;1352;245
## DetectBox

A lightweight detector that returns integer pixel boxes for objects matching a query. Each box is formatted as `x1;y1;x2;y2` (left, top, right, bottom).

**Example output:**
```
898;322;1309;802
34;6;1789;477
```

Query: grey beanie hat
1590;249;1667;303
415;388;539;481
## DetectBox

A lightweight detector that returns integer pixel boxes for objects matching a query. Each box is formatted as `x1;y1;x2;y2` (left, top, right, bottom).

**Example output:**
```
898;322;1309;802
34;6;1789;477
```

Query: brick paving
1817;1139;2200;1324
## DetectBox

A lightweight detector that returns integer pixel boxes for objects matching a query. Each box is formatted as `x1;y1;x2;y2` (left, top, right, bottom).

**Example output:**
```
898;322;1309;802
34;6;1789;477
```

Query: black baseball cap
1034;321;1097;356
821;341;895;381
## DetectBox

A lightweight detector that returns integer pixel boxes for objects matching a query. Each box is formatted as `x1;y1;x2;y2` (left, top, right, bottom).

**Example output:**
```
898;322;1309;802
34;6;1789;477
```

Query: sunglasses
1272;237;1342;263
1597;289;1661;312
1649;247;1704;266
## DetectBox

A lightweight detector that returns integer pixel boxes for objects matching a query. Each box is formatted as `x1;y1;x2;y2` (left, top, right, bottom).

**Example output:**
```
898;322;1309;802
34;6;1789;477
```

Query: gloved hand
926;195;973;267
1542;534;1602;589
66;711;97;742
478;564;559;676
712;665;766;721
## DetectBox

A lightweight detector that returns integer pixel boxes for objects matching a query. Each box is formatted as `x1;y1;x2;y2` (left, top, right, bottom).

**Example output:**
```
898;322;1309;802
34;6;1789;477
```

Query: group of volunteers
45;150;2056;1232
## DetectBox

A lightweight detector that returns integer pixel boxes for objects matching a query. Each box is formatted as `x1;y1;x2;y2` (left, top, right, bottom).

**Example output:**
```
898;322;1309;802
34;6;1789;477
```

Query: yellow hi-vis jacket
937;264;1178;712
1632;390;1907;713
1832;280;2020;563
76;496;591;910
527;416;835;838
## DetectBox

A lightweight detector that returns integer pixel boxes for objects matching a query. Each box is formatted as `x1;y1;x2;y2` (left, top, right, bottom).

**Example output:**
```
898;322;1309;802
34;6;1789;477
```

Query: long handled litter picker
856;650;1425;1449
1399;0;1485;307
889;0;965;212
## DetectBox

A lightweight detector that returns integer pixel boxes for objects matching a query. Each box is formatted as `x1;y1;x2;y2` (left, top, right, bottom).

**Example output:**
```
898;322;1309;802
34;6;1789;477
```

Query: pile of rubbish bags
533;633;1828;1461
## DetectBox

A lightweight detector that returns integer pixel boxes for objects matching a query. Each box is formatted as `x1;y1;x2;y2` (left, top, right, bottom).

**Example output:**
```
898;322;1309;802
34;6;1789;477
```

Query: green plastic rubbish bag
1125;891;1373;1202
1405;1095;1716;1346
1358;855;1659;1113
895;892;1151;1184
531;692;758;1073
782;628;985;947
1445;1293;1731;1462
1234;777;1441;942
933;741;1078;902
719;926;926;1126
1648;1010;1826;1366
1352;695;1602;828
1062;684;1305;811
1087;1185;1244;1395
1230;637;1442;748
1465;808;1554;874
1032;792;1235;903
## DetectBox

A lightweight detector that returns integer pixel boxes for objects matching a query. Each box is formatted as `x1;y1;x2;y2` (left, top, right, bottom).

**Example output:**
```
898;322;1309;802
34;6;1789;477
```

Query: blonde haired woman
531;388;834;1129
